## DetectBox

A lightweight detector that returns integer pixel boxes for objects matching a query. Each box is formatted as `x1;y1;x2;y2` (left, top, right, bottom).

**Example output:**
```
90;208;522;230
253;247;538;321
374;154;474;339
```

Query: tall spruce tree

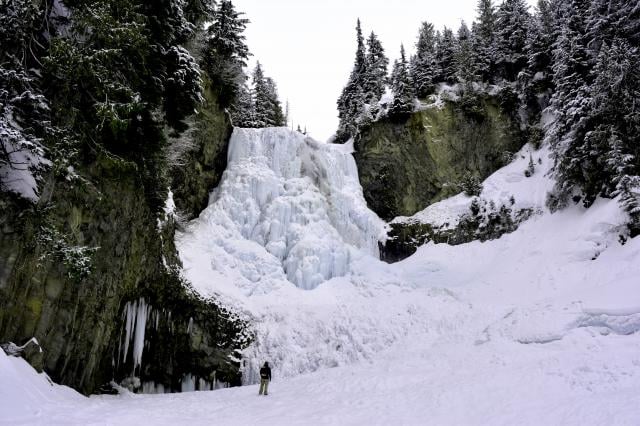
231;80;255;127
337;19;369;141
455;22;476;84
546;0;592;154
520;0;557;119
265;77;285;126
252;62;271;127
578;40;640;206
389;45;415;116
436;28;457;84
363;32;389;104
473;0;497;82
411;22;439;98
202;0;250;107
495;0;531;81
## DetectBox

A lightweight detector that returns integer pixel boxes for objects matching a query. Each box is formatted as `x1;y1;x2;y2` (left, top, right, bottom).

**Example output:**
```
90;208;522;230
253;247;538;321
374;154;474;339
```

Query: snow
3;128;640;424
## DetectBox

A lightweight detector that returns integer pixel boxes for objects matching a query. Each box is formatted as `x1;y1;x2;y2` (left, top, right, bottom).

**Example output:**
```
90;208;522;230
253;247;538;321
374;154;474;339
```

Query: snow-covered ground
3;127;640;425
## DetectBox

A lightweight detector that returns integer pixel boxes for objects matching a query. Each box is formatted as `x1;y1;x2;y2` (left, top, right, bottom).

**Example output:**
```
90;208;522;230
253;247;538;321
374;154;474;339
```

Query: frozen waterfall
177;127;385;294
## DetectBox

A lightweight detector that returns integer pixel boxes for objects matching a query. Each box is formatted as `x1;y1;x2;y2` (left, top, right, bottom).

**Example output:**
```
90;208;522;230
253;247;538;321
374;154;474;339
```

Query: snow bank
0;348;85;422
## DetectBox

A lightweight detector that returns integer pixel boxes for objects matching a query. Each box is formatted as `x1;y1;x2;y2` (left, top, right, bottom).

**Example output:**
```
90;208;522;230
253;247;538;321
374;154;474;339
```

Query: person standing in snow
258;362;271;396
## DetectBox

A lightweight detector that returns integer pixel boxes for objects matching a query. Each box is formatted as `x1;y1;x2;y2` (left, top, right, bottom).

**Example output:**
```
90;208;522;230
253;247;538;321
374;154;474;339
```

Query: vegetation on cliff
0;0;256;395
338;0;640;235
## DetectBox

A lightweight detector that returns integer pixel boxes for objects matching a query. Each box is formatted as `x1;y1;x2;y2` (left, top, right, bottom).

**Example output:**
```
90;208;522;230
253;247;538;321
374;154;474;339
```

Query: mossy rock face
355;97;524;220
0;78;246;395
381;205;536;263
171;80;233;219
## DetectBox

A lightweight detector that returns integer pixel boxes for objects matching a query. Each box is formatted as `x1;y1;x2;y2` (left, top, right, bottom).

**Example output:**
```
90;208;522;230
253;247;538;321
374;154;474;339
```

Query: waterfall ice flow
178;127;386;293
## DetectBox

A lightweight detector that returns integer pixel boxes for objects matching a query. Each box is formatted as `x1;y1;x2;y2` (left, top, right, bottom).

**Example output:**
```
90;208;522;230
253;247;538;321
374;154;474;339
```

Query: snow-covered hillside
3;127;640;425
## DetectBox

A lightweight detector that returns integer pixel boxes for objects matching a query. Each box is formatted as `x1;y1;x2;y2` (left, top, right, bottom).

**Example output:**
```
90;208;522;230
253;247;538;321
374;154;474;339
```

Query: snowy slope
3;128;640;425
393;143;553;228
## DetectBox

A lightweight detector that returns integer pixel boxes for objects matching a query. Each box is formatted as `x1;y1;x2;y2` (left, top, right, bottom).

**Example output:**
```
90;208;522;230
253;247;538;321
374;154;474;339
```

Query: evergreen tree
337;19;369;141
410;22;439;98
252;62;271;127
587;0;640;50
519;0;557;122
202;0;250;107
579;40;640;205
546;0;592;182
495;0;531;81
455;22;476;84
231;80;255;127
473;0;497;81
389;45;415;116
249;62;284;128
363;32;389;104
435;28;457;84
265;77;285;126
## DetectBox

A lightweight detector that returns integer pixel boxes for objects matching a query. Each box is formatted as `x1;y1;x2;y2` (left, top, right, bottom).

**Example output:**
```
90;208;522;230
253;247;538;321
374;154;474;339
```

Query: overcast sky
233;0;538;141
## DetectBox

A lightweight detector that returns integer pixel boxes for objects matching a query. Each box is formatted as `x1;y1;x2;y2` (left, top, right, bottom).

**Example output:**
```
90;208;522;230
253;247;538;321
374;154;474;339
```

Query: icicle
132;298;150;372
181;374;195;393
121;300;137;364
120;298;152;372
187;317;193;334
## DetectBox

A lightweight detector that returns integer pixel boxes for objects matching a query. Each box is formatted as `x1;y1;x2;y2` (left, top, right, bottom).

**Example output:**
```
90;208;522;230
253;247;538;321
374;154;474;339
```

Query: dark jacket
260;365;271;381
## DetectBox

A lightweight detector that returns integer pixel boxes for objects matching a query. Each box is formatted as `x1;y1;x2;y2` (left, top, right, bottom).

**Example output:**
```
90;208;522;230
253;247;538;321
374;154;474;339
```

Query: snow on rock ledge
178;127;385;294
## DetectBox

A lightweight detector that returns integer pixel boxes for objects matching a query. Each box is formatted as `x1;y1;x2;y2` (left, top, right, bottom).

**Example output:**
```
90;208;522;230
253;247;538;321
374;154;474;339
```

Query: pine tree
363;32;389;104
435;28;457;84
265;77;285;126
521;0;556;106
495;0;532;81
202;0;250;107
473;0;497;82
252;62;271;127
389;45;415;116
231;80;255;127
583;40;640;204
337;19;369;141
249;62;285;128
410;22;439;98
455;22;476;84
546;0;593;202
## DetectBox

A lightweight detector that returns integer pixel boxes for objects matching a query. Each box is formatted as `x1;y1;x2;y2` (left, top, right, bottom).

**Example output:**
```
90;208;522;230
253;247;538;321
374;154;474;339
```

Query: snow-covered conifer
435;28;457;84
337;19;369;141
495;0;531;81
363;32;389;104
473;0;497;82
410;22;439;98
389;45;415;116
455;22;476;84
202;0;250;107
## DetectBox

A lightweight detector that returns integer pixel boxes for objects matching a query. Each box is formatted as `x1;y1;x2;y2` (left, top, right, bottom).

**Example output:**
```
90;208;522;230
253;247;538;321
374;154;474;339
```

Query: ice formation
178;127;386;293
120;298;150;373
